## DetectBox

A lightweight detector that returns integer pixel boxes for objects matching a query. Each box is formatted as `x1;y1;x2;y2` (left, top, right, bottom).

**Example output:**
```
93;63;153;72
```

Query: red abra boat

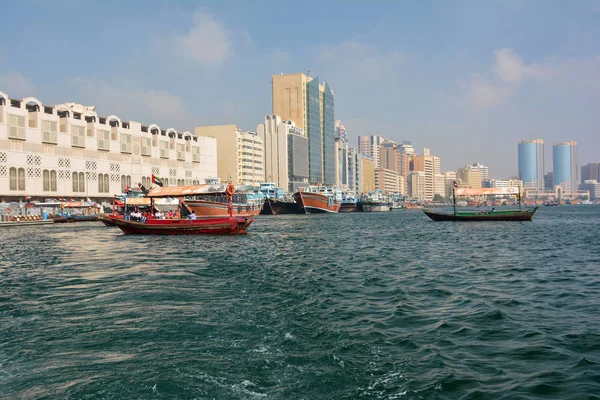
114;183;253;235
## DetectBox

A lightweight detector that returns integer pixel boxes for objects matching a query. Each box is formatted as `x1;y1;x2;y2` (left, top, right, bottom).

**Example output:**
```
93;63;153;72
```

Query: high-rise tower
518;139;544;191
272;73;335;185
552;141;578;194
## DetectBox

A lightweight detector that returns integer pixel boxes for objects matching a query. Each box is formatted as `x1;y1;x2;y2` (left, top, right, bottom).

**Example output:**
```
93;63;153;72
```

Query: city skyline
1;1;598;177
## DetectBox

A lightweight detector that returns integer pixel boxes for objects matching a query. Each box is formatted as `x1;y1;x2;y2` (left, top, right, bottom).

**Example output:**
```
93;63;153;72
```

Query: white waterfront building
0;90;217;202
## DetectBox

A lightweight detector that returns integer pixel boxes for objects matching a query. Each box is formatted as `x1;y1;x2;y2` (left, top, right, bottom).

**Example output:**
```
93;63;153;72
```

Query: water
1;206;600;399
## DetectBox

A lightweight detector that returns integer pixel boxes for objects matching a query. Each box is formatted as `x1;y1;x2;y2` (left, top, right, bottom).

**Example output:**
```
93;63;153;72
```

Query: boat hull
339;202;358;213
362;203;391;212
422;207;539;221
184;200;262;217
260;198;301;215
114;216;253;235
293;191;341;214
98;214;122;226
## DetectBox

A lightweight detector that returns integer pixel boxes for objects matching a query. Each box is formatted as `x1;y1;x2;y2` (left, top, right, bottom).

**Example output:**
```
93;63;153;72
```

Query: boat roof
147;184;228;198
455;187;519;196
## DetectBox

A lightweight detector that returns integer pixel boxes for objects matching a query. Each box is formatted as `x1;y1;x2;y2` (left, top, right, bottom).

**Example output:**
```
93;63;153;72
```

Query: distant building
347;148;363;194
408;171;426;200
544;172;554;191
195;125;263;186
358;135;386;168
553;141;578;194
457;165;482;188
0;90;216;202
256;114;308;192
380;141;400;173
334;120;349;190
272;73;334;184
471;162;489;183
360;155;375;193
434;173;445;198
518;139;544;191
581;162;600;185
375;167;400;193
579;180;600;200
443;171;457;199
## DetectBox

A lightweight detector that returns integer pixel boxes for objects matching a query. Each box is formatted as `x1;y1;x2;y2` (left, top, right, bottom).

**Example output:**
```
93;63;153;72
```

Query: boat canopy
455;187;519;196
124;197;151;206
147;184;228;198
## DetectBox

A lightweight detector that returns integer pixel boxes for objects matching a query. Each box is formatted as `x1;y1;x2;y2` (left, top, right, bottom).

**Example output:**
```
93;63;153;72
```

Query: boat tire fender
226;183;235;196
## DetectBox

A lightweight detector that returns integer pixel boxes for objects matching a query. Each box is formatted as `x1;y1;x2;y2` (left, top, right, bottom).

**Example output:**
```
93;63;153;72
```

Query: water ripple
1;207;600;398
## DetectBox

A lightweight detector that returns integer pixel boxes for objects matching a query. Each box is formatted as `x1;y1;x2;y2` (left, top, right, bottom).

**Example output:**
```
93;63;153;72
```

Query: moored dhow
183;178;262;217
339;192;358;213
293;186;341;214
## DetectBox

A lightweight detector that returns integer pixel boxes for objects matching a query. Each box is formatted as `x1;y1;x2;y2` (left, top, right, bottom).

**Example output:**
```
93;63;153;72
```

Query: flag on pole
152;174;164;187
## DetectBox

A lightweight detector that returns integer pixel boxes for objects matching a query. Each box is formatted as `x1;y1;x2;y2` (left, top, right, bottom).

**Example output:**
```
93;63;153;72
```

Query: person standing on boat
189;211;196;220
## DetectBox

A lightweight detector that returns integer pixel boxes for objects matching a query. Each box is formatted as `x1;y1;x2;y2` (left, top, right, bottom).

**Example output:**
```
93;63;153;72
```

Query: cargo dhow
293;186;342;214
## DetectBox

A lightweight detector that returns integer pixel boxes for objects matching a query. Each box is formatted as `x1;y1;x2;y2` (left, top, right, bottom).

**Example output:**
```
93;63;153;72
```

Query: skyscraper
581;162;600;184
358;135;385;167
272;73;335;185
518;139;544;191
553;141;578;194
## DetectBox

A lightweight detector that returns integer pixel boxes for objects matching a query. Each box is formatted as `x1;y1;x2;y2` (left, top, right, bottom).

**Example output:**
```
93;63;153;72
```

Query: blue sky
1;0;599;178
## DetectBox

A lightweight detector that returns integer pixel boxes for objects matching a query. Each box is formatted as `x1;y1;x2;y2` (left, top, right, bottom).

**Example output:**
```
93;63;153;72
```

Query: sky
1;0;599;178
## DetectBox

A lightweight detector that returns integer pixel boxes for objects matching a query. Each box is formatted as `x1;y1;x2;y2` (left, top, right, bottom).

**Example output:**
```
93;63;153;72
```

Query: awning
147;184;228;198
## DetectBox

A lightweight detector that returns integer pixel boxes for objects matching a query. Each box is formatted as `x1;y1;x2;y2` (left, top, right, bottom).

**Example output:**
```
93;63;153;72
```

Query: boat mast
518;186;522;211
453;186;457;215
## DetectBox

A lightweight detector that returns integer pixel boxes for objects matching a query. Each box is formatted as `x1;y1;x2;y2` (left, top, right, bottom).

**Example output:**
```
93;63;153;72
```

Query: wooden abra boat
114;215;252;235
114;183;254;235
423;185;538;221
423;207;538;221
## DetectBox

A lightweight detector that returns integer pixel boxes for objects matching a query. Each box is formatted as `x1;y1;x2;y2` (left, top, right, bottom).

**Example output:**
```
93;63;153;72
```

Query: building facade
579;180;600;200
360;155;375;193
272;73;334;185
0;91;216;202
518;139;544;191
334;120;349;190
553;141;578;194
408;171;426;200
581;162;600;184
374;168;401;193
194;125;263;186
358;135;385;168
457;165;482;188
257;114;307;191
347;148;362;194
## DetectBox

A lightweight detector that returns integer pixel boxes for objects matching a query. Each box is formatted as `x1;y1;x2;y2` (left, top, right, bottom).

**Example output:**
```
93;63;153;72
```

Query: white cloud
174;10;231;66
68;77;193;128
493;48;551;83
468;75;513;109
0;70;35;97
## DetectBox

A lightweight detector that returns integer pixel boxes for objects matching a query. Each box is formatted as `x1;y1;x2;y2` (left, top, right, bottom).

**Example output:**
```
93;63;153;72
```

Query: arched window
121;175;126;192
73;172;79;192
9;167;17;190
127;175;131;189
79;172;85;192
104;174;109;193
98;173;104;193
43;169;50;191
50;170;57;191
164;178;169;187
18;168;25;190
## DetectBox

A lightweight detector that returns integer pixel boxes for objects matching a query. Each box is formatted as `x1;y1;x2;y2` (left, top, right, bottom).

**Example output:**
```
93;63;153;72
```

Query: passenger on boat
189;211;196;220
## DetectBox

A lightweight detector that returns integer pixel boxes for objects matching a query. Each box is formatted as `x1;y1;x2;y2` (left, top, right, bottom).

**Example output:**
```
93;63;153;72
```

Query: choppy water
1;206;600;399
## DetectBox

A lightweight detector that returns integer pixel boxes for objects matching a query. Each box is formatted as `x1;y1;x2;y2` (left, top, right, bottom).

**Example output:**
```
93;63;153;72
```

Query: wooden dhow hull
339;202;358;213
361;203;391;212
260;198;301;215
114;216;253;235
293;191;341;214
184;200;262;217
422;207;539;221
